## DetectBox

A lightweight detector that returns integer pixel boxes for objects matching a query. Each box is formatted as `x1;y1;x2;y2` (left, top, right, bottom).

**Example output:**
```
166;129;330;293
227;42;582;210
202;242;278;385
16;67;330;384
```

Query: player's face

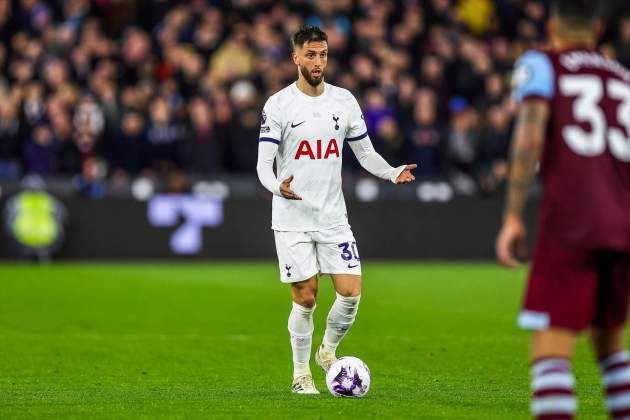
293;41;328;87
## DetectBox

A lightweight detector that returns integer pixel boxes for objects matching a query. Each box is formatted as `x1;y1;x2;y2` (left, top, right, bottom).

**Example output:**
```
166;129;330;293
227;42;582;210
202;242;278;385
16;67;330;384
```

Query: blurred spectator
0;0;621;197
226;80;260;172
181;97;221;174
73;94;105;158
446;96;481;180
395;75;418;126
617;17;630;68
48;97;81;174
112;110;148;180
363;89;394;134
419;55;450;118
455;36;493;103
120;27;151;87
146;96;185;173
373;116;404;167
73;156;106;198
24;124;57;174
0;101;23;170
477;72;507;110
457;0;495;36
405;88;446;178
478;104;512;194
209;24;255;85
22;82;45;126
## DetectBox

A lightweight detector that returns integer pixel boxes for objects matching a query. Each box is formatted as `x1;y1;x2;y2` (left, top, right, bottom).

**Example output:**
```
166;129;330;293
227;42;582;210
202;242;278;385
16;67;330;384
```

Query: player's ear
594;20;605;41
291;50;299;66
547;19;556;43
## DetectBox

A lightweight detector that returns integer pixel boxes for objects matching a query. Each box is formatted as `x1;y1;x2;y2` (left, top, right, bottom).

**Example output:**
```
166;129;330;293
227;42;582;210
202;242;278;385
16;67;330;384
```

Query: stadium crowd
0;0;628;195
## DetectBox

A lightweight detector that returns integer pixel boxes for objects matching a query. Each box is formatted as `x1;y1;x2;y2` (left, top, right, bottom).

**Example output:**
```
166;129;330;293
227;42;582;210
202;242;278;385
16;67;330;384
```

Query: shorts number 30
338;241;360;261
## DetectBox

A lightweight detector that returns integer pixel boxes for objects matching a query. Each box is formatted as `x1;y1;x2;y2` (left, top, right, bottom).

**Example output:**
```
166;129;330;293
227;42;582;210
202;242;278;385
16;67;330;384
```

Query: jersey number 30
560;75;630;162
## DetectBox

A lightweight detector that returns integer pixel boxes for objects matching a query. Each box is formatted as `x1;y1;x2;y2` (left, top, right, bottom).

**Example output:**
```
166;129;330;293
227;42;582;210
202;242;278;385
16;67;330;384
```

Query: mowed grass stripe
0;263;607;419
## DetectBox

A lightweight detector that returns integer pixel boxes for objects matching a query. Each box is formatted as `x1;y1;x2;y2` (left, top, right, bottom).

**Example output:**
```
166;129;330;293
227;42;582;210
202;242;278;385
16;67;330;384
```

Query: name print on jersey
295;139;340;160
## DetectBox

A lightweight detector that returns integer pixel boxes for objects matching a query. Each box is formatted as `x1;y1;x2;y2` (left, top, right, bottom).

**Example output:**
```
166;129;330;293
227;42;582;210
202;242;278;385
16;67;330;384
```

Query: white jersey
260;82;367;231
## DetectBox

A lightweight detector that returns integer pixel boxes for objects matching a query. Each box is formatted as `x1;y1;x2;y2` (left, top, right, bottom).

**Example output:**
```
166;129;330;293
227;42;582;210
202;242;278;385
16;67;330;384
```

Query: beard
300;65;323;87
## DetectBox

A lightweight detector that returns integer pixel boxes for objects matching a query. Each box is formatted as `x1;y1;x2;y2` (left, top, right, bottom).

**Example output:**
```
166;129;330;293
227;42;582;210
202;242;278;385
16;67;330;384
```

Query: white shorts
274;225;362;283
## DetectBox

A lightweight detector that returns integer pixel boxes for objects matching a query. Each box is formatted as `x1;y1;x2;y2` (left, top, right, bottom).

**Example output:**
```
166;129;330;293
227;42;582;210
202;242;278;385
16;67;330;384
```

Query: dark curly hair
291;26;328;50
551;0;602;26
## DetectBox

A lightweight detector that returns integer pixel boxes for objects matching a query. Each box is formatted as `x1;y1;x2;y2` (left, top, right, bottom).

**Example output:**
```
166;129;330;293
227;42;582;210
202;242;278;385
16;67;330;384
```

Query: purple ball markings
332;366;368;396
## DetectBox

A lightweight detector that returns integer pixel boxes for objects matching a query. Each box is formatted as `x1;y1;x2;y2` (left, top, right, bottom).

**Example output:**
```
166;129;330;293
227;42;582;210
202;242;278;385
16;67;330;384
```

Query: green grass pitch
0;262;610;419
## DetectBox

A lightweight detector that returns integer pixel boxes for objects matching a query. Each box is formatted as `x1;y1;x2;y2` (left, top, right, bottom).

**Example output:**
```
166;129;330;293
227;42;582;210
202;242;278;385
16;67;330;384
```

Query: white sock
288;302;315;379
322;293;361;356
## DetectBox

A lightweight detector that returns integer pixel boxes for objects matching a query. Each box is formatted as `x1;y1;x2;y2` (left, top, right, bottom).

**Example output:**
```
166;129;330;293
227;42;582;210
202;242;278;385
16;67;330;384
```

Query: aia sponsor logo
295;139;340;160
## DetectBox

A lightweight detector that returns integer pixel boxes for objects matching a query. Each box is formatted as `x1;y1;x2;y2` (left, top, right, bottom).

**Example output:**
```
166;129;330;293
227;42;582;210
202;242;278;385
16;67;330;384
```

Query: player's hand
496;214;528;268
279;175;302;200
395;164;417;184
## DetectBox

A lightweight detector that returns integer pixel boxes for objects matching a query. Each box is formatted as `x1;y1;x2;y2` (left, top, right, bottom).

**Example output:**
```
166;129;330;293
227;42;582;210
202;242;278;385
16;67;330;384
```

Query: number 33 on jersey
513;49;630;161
512;48;630;249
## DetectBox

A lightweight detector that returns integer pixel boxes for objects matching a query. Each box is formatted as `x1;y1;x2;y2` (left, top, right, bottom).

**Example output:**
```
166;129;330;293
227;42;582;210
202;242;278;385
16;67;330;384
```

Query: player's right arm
496;51;552;267
256;98;302;200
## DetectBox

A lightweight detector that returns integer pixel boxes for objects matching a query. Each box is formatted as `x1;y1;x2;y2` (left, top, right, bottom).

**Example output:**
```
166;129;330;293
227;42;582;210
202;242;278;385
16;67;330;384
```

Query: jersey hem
520;94;552;103
271;221;350;232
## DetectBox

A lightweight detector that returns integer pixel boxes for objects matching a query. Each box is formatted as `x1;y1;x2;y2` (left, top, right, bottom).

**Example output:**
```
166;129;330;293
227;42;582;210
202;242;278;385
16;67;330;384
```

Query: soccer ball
325;356;371;397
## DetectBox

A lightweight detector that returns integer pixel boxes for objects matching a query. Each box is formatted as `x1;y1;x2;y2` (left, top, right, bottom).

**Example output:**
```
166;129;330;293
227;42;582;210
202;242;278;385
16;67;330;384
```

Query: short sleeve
259;98;282;145
512;51;555;104
345;97;368;142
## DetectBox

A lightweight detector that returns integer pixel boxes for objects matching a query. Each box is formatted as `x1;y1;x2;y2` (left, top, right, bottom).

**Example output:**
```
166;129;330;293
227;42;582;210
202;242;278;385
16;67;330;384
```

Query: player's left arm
346;96;416;184
349;138;417;184
496;99;550;267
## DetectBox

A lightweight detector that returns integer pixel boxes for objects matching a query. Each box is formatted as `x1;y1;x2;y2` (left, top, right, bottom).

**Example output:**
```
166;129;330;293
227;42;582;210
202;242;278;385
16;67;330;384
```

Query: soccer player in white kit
256;26;417;394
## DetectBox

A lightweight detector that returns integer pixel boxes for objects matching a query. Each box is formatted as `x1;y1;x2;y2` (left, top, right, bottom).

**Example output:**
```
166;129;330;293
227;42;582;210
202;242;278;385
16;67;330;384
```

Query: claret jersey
513;48;630;251
260;82;368;231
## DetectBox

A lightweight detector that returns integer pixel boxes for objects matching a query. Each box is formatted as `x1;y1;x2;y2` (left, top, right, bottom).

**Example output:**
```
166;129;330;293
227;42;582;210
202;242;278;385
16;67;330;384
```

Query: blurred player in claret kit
496;0;630;418
256;26;416;394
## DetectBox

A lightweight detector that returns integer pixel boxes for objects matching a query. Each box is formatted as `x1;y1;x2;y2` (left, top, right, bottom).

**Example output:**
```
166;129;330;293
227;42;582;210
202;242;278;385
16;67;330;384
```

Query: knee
336;283;361;298
591;326;626;359
292;285;318;309
337;289;361;298
295;294;317;309
333;274;362;298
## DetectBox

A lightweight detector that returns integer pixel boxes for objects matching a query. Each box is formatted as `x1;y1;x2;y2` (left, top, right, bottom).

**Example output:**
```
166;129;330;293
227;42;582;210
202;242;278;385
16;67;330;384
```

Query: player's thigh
313;225;362;278
592;252;630;337
519;232;599;332
273;230;318;283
